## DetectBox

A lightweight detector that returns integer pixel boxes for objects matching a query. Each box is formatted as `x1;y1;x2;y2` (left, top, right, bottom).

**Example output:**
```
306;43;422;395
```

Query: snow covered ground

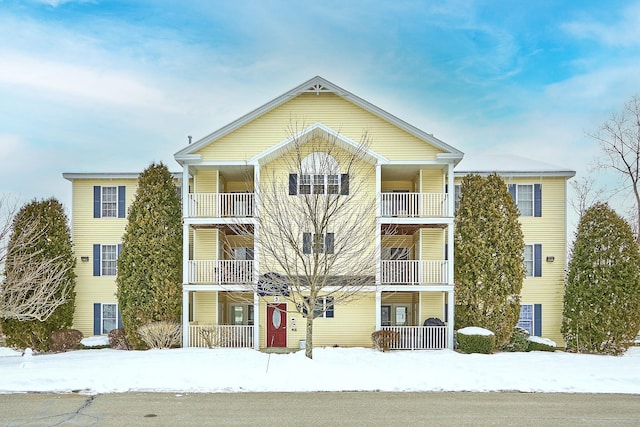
1;343;639;395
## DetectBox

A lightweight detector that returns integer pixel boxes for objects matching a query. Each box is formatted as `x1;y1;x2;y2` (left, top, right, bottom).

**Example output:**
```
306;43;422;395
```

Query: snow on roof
455;154;575;177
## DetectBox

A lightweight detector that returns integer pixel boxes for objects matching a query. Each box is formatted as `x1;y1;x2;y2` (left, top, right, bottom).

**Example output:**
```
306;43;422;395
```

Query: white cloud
563;2;640;47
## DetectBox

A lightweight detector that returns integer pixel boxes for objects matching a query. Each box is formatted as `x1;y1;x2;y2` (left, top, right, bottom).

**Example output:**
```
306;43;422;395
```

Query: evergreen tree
1;198;76;350
116;162;182;349
562;203;640;355
454;174;525;347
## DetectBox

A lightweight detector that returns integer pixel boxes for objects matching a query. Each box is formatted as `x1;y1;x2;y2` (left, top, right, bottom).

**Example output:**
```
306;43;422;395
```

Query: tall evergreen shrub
116;162;182;349
562;203;640;355
454;174;525;347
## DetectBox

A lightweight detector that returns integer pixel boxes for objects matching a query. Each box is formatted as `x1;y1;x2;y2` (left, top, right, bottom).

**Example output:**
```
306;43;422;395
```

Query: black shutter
289;174;298;195
340;174;349;195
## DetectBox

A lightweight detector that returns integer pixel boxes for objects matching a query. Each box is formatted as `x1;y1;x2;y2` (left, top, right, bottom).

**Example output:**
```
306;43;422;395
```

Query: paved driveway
2;392;640;426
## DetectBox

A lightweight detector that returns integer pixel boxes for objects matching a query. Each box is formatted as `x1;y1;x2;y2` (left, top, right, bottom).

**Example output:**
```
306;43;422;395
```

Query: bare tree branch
589;95;640;243
0;197;72;322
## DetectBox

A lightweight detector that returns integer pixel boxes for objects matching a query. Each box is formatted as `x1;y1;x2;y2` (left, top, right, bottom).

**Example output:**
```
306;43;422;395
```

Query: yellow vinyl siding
194;229;217;261
420;169;443;193
69;178;137;336
196;93;444;162
420;228;445;261
195;171;218;192
193;291;217;324
381;180;414;192
420;292;446;321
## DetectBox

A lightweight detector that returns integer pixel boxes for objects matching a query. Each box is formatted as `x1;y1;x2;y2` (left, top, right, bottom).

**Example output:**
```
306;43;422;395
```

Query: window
94;185;126;218
102;303;118;334
524;244;542;277
94;303;120;335
518;304;534;335
303;232;334;254
93;243;121;276
101;245;118;276
454;184;461;212
101;186;118;217
303;296;334;318
508;184;542;217
518;304;542;336
288;152;349;196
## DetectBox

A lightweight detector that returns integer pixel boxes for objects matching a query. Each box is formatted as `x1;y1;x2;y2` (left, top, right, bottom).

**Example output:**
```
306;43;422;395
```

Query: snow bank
458;327;494;336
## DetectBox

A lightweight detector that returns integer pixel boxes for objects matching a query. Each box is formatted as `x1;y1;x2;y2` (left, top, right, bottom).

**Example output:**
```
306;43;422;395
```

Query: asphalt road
1;392;640;426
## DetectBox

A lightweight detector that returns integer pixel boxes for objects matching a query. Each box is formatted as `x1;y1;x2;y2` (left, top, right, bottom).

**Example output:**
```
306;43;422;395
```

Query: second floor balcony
188;193;254;218
380;192;449;218
189;260;254;284
380;260;448;285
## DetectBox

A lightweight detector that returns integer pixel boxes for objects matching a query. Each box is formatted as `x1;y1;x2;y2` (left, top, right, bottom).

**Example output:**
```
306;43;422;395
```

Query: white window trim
101;303;119;335
101;186;119;218
524;244;541;278
518;304;535;335
101;244;118;276
313;296;334;319
513;184;534;217
298;173;340;195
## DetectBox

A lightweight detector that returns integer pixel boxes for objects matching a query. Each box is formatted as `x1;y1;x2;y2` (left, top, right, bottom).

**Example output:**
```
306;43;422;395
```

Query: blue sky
1;0;638;219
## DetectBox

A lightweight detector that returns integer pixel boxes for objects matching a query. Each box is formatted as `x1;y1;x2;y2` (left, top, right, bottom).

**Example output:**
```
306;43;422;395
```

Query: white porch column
447;161;454;217
253;291;260;350
375;290;381;330
447;290;455;349
182;165;190;218
375;163;382;286
182;289;190;347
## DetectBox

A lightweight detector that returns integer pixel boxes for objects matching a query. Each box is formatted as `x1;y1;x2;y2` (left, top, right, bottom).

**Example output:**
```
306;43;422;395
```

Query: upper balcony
380;192;449;219
188;193;255;218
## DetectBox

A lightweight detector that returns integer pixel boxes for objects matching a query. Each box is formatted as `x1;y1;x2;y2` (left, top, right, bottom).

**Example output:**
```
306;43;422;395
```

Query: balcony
380;260;448;285
188;260;254;284
188;193;254;218
189;324;254;348
380;192;448;218
381;325;448;350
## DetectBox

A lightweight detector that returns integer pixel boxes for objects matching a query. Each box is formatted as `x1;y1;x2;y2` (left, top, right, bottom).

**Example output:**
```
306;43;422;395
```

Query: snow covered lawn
1;345;639;394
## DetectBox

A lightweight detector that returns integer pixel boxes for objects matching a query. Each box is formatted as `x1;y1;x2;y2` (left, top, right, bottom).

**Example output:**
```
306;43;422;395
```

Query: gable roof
174;76;463;164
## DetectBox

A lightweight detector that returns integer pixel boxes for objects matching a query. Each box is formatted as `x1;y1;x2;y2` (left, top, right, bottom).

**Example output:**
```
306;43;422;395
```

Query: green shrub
501;327;530;352
456;329;496;354
527;337;556;352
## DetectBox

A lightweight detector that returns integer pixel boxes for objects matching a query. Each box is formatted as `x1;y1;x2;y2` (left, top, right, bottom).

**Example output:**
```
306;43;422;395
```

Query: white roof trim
63;172;182;181
249;122;389;166
174;76;463;163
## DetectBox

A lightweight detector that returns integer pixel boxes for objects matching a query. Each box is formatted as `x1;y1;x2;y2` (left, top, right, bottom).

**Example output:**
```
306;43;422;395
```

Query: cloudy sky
1;0;638;218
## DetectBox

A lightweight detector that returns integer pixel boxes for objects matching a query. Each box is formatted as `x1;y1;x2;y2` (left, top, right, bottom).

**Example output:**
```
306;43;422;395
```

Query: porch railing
380;260;448;284
382;326;448;350
188;193;254;218
188;260;254;284
189;324;254;348
380;192;449;218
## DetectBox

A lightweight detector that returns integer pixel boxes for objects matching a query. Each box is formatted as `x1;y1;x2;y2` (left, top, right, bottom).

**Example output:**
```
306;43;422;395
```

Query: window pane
300;174;311;194
518;185;533;216
101;186;118;217
524;245;533;277
313;174;325;194
102;304;118;334
327;174;339;194
517;305;533;334
101;245;117;276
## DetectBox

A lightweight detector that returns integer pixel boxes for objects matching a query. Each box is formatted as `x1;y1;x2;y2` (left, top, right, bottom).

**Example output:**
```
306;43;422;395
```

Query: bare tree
589;95;640;243
231;123;380;358
570;174;607;218
0;197;72;322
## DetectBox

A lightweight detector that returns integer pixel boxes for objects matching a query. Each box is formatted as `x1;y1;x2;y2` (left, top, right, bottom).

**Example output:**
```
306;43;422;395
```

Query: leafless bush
199;326;232;348
50;329;83;352
138;321;182;349
108;328;131;350
371;330;399;352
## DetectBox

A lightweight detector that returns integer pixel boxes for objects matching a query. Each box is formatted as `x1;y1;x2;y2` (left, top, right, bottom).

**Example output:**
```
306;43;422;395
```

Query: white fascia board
174;154;202;165
192;161;251;167
63;172;182;181
387;160;450;166
454;170;576;178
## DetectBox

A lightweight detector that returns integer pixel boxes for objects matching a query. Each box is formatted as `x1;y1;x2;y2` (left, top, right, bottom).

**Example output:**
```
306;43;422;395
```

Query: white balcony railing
380;260;448;285
188;193;254;218
188;260;254;284
380;192;448;218
189;324;254;348
381;326;448;350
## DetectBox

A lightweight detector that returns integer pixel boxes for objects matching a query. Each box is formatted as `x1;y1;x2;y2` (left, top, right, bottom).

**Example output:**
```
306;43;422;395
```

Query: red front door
266;303;287;347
